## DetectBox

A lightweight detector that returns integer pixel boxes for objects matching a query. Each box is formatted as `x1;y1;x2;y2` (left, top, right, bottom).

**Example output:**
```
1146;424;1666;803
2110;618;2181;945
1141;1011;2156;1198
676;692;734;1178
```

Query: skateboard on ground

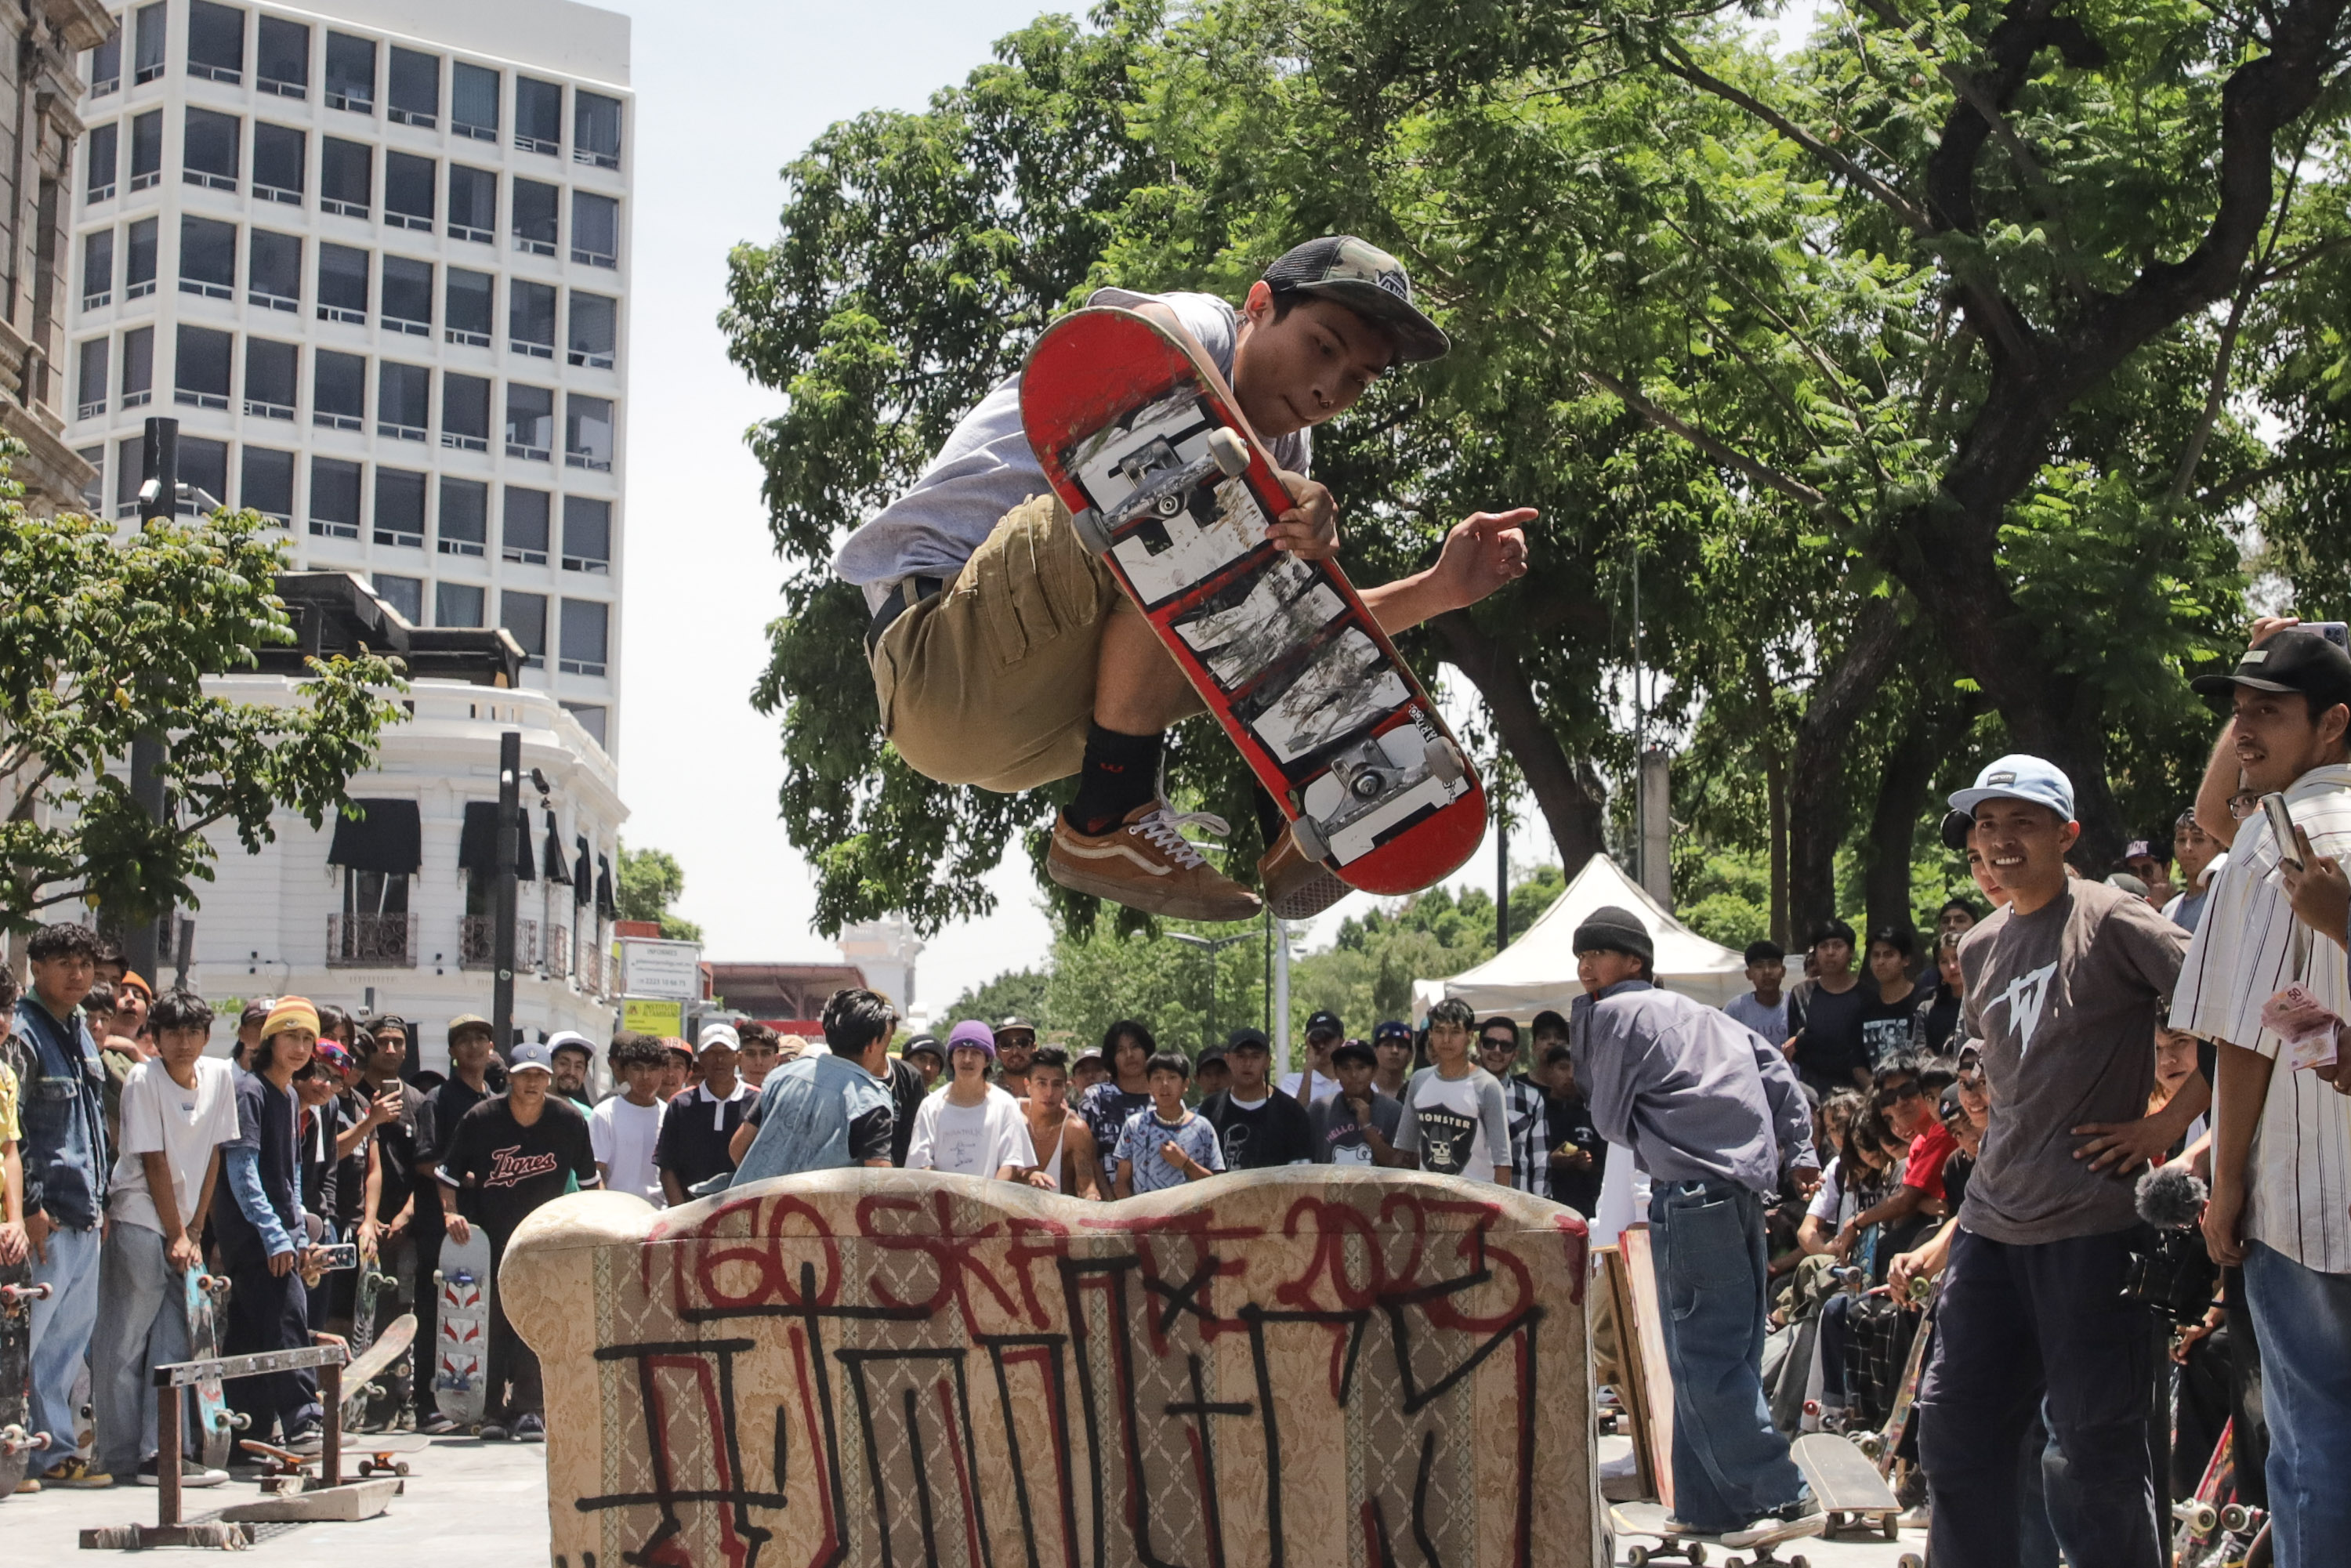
1021;306;1485;900
181;1269;243;1470
1;1263;53;1497
339;1313;415;1433
1610;1501;1711;1566
1791;1432;1906;1546
240;1430;426;1479
432;1228;493;1429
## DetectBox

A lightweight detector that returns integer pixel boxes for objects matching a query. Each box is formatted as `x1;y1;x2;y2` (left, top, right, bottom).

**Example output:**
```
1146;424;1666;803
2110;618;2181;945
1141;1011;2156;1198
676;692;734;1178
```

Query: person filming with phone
2171;617;2351;1568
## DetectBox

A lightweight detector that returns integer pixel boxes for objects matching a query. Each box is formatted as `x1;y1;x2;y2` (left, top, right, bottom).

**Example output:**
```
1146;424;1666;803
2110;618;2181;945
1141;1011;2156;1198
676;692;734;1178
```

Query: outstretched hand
1428;509;1535;613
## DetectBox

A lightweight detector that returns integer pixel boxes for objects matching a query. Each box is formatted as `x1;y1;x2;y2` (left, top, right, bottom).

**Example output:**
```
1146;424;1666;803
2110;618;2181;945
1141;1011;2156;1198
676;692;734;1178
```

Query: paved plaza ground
7;1432;1925;1565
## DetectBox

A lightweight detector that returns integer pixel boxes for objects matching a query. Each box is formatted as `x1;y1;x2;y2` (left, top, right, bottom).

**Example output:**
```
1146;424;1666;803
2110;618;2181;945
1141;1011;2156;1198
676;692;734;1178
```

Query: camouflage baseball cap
1261;236;1450;363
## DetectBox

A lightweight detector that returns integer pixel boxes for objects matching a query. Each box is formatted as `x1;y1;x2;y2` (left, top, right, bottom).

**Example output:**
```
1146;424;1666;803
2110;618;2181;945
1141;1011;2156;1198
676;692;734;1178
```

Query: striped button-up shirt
1500;1073;1550;1197
2171;763;2351;1273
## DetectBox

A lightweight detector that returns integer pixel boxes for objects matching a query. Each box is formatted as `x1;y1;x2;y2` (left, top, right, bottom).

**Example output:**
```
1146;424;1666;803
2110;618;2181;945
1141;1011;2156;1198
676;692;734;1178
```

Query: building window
310;456;361;538
451;61;498;140
373;573;423;623
76;337;107;420
121;325;154;408
132;2;166;85
385;152;435;231
440;371;489;451
439;476;488;556
126;218;158;298
388;46;438;127
509;280;556;359
317;243;368;324
248;228;300;310
571;193;619;269
79;444;106;510
565;395;614;472
187;1;245;83
561;496;610;574
182;109;241;191
575;91;622;170
179;436;230;511
129;110;162;190
501;590;547;666
446;164;494;244
515;77;562;155
256;15;307;97
378;361;429;440
252;121;304;203
174;327;233;411
178;215;237;299
321;138;371;217
567;292;617;369
513;179;558;255
505;384;552;460
90;26;121;96
115;436;141;516
445;266;492;345
382;255;433;335
559;599;608;677
437;581;484;627
81;229;113;310
375;467;426;547
502;487;549;564
314;349;365;430
562;703;608;749
244;337;297;419
85;122;117;202
324;31;375;113
241;445;294;522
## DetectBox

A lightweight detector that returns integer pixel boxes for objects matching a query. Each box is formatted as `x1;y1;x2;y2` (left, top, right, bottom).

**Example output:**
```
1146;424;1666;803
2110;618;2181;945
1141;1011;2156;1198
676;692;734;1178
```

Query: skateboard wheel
1686;1548;1706;1566
1425;736;1464;784
1627;1549;1649;1566
1882;1515;1901;1541
395;1461;410;1476
1289;815;1330;864
1897;1556;1922;1568
1070;506;1112;557
1205;427;1249;477
1789;1557;1809;1568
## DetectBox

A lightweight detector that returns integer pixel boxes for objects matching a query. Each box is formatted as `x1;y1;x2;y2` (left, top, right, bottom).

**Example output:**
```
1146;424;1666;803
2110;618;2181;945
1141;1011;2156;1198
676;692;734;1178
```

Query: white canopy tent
1412;852;1750;1019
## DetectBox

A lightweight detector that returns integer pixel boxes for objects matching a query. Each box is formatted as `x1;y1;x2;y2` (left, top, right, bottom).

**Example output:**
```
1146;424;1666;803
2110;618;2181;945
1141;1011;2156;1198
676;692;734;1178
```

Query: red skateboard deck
1020;306;1485;896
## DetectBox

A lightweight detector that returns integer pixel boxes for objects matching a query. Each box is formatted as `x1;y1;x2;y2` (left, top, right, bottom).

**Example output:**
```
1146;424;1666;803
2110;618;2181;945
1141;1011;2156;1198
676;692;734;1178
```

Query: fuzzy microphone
2136;1165;2208;1230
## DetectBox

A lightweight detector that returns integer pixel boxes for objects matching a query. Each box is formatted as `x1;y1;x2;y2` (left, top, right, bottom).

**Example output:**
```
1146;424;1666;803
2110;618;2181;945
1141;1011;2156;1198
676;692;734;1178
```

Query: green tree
614;842;702;942
936;966;1051;1030
0;496;404;932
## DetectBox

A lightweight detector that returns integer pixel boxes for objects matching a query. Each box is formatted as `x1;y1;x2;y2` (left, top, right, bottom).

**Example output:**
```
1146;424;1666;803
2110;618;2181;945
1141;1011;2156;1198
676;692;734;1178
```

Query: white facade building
64;0;631;752
836;917;924;1020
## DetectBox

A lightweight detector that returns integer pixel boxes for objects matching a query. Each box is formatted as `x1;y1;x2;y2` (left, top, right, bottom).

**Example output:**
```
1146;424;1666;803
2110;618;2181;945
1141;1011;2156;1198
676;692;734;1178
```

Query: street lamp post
1168;931;1253;1051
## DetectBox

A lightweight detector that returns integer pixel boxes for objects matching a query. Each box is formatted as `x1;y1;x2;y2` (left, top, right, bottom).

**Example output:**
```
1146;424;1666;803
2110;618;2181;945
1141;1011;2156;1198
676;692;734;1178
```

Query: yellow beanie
262;995;321;1040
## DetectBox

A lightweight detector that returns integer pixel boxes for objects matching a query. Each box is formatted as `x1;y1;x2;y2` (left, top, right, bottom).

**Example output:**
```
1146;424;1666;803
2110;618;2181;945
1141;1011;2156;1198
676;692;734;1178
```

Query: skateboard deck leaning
1020;306;1486;897
433;1231;493;1428
1791;1431;1900;1540
1;1263;51;1496
342;1313;416;1429
182;1269;239;1471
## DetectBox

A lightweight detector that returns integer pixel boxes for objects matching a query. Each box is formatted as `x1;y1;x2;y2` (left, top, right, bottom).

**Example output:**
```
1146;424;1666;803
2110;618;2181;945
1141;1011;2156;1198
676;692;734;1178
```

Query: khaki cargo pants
870;493;1205;793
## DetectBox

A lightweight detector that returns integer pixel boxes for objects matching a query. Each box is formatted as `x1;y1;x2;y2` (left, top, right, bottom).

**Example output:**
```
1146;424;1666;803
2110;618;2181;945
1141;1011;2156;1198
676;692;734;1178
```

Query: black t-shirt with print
1787;980;1871;1088
439;1095;600;1241
1198;1089;1316;1170
1859;985;1922;1071
1543;1090;1608;1215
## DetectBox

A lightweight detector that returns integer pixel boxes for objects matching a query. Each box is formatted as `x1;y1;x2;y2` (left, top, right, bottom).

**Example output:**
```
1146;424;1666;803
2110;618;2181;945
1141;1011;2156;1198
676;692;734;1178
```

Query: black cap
1261;237;1450;363
904;1034;944;1062
1531;1009;1569;1036
1373;1019;1411;1041
1196;1045;1229;1067
1571;906;1654;964
1304;1009;1343;1041
1331;1040;1376;1069
1225;1027;1272;1054
2190;628;2351;706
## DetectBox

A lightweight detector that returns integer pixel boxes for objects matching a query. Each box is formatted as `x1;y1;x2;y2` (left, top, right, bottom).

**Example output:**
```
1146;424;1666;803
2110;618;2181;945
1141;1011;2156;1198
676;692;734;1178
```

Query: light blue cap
1949;754;2075;822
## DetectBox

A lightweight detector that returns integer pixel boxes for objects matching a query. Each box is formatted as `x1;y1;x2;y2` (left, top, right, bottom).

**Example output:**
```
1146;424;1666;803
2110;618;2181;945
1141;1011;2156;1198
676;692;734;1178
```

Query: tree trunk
1430;611;1608;876
1788;598;1908;941
1864;716;1939;940
1767;748;1790;946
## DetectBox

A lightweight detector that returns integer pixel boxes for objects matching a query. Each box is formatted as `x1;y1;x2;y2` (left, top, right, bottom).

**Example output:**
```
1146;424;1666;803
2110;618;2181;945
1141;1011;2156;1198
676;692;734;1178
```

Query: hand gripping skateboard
182;1269;246;1471
1021;306;1485;897
1;1266;54;1497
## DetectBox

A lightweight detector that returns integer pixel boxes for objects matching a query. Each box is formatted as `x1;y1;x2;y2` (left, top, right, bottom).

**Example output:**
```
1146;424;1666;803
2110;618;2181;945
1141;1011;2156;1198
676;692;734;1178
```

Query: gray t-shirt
1723;990;1789;1044
1956;879;2188;1245
1308;1090;1403;1165
831;288;1313;599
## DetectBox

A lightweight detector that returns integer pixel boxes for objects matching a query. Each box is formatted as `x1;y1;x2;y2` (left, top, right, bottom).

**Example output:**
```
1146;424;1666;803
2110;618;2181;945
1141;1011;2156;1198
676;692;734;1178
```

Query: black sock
1065;723;1163;835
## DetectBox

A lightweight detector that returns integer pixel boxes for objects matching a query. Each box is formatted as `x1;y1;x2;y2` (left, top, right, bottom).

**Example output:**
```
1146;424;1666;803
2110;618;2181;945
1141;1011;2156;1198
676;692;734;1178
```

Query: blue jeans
89;1222;190;1476
2241;1241;2351;1568
27;1220;103;1468
1647;1180;1807;1532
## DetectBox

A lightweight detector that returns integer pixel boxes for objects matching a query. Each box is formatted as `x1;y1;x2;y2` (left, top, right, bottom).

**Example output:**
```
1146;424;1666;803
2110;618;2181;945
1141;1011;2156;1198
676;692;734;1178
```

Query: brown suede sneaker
1258;824;1352;920
1048;802;1263;922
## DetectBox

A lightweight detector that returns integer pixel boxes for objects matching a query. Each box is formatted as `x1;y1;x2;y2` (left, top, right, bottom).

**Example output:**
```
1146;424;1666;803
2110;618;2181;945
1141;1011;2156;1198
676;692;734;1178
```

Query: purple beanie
947;1019;997;1059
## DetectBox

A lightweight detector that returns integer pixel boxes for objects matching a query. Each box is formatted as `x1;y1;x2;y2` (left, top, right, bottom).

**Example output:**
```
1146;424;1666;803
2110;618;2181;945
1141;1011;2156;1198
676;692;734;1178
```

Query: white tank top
1031;1114;1067;1192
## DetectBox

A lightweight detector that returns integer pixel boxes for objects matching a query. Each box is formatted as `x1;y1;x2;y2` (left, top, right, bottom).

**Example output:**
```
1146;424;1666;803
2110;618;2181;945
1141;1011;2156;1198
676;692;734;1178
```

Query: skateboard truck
1290;732;1465;866
1070;427;1251;556
0;1281;55;1305
2;1424;53;1454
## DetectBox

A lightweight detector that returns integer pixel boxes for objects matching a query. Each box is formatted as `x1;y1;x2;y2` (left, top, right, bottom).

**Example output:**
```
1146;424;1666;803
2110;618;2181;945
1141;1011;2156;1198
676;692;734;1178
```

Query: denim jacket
13;994;110;1230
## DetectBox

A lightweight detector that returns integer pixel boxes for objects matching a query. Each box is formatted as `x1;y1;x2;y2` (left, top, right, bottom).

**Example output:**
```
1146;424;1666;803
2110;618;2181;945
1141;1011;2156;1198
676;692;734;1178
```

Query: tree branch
1578;364;1846;521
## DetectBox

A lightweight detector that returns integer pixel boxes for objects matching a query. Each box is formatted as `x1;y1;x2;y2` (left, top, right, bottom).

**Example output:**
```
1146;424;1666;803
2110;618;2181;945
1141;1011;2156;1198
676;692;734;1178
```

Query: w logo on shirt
1983;962;2059;1055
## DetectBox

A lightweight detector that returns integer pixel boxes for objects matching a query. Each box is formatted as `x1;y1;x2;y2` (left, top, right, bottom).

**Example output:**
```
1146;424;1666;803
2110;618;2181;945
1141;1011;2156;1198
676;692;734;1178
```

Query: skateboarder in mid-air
836;237;1534;922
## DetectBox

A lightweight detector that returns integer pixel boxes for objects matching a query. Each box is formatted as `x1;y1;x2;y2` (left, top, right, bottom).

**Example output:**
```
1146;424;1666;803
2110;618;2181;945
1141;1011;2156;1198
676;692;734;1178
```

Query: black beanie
1573;905;1654;964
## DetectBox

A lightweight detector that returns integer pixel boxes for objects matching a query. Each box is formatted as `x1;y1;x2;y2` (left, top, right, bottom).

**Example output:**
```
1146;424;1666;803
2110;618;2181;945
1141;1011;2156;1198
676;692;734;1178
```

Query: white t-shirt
1396;1066;1511;1184
1277;1068;1342;1106
590;1095;666;1204
906;1086;1036;1178
108;1056;241;1236
1805;1156;1853;1226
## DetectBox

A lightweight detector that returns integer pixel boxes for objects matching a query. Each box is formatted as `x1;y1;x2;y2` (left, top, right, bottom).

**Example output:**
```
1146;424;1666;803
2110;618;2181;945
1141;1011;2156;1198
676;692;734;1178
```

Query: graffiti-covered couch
503;1166;1597;1568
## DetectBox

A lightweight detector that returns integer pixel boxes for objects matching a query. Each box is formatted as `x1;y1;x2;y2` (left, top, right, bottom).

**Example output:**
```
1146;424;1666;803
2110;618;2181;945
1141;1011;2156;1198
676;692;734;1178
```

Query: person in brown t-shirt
1914;756;2199;1568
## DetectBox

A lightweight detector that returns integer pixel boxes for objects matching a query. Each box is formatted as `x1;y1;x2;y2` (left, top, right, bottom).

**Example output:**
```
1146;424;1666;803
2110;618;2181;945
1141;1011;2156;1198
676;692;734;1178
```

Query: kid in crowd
904;1020;1036;1181
1113;1053;1224;1196
590;1032;668;1204
1016;1044;1101;1197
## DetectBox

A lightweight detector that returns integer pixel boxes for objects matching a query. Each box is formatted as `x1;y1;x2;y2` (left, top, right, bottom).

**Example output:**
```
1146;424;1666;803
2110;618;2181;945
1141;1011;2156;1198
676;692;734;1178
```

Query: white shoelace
1129;806;1230;870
